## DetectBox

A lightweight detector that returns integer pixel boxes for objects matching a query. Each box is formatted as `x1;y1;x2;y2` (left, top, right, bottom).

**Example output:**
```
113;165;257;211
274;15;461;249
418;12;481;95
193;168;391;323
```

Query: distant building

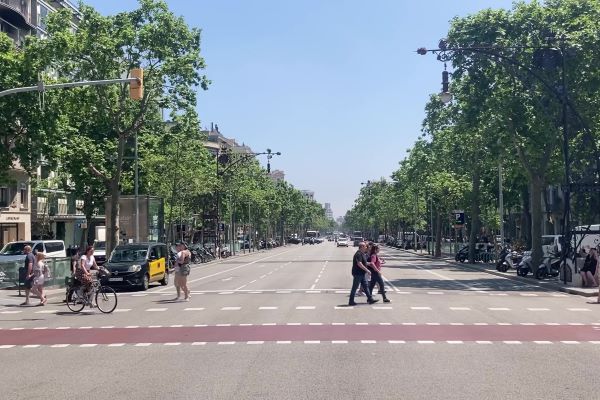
269;170;285;182
324;203;333;220
301;190;314;200
202;123;254;156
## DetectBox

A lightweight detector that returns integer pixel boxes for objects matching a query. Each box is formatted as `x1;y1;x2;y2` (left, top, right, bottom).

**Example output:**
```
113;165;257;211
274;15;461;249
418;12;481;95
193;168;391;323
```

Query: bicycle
66;269;117;313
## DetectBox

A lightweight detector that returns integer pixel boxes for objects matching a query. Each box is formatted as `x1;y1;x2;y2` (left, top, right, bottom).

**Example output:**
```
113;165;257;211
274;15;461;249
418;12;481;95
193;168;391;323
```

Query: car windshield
541;237;556;246
0;242;33;255
94;241;106;250
109;246;148;262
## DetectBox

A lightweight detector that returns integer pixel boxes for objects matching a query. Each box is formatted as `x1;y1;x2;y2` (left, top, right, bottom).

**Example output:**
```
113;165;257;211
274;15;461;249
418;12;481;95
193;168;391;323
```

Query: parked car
102;242;169;291
337;238;349;247
0;240;66;263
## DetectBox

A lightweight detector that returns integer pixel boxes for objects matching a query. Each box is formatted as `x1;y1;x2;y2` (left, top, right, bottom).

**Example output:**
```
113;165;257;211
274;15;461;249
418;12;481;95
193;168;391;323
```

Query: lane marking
411;307;432;310
488;308;511;311
296;306;316;310
145;308;168;312
259;306;278;310
527;308;550;311
568;308;591;312
184;308;205;311
51;344;70;348
221;307;241;311
450;307;471;311
388;340;406;344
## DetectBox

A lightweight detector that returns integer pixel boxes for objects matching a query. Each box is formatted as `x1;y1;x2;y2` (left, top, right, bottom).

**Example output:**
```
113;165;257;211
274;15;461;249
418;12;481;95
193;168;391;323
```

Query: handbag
180;264;191;276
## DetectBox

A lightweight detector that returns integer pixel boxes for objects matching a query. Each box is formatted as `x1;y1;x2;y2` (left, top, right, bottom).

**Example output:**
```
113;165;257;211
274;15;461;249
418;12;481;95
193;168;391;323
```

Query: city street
1;243;600;399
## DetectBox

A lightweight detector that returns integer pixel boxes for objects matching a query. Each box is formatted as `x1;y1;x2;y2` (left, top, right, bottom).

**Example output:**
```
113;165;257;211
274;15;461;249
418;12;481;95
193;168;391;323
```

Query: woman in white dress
30;252;47;306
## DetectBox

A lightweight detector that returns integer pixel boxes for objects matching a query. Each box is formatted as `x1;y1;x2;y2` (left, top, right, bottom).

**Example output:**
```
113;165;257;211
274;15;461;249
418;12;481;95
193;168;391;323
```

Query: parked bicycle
65;268;117;313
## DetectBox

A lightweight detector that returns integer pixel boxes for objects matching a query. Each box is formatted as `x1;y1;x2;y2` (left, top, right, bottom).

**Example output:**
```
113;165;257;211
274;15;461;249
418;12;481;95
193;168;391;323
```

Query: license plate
109;277;123;282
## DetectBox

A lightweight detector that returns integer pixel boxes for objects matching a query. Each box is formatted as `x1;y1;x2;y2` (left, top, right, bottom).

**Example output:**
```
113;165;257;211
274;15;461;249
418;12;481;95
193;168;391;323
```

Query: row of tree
0;0;330;254
345;0;600;271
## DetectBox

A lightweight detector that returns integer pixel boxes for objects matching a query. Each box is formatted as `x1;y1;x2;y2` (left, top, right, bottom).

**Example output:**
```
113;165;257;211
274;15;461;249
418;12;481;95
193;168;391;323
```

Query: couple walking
348;241;389;306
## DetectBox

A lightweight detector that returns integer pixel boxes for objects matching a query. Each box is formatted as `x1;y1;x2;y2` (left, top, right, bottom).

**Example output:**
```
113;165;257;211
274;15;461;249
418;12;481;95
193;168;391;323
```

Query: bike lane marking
1;324;600;346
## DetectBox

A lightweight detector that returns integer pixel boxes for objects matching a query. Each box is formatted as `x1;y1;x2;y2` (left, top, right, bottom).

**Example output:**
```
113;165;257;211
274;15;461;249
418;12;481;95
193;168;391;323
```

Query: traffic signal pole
0;77;142;98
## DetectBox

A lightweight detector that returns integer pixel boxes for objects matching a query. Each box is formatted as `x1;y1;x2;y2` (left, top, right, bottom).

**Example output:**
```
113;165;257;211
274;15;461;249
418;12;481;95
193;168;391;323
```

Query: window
33;243;44;254
20;184;27;208
150;246;159;260
45;242;65;254
37;3;50;32
0;187;8;207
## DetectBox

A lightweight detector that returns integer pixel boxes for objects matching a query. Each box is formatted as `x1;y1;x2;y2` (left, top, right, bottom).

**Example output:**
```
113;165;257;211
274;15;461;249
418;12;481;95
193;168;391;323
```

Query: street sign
453;210;465;228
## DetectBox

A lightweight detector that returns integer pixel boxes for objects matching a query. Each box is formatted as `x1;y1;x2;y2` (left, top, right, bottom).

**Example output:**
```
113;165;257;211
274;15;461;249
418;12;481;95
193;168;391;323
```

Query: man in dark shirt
20;245;35;306
349;242;379;306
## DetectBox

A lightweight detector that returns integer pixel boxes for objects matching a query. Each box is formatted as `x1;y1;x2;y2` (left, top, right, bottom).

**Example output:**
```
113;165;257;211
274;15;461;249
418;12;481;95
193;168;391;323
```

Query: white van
541;235;563;256
573;225;600;252
0;240;67;262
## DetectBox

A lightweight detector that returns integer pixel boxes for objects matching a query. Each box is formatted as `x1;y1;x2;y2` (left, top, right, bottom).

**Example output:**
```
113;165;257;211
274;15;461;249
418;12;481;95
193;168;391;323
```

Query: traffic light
129;68;143;100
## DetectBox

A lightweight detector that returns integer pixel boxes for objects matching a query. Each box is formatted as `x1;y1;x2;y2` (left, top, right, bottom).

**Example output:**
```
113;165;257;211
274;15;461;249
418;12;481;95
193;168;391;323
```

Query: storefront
0;212;30;248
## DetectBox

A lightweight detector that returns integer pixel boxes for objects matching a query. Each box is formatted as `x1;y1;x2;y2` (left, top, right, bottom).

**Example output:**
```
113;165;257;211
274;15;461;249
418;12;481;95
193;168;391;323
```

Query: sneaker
367;298;379;304
348;302;357;306
383;298;391;303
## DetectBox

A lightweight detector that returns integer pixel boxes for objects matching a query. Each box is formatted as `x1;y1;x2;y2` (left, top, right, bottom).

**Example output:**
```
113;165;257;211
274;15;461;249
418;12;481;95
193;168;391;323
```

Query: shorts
177;264;191;276
581;265;597;276
24;276;33;289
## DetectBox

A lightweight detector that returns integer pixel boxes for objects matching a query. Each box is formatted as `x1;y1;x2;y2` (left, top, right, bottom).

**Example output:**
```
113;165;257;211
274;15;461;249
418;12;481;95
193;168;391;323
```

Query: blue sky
85;0;517;218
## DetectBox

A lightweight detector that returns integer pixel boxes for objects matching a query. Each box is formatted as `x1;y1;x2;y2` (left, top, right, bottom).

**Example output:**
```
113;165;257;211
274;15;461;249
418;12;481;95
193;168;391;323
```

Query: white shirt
80;255;95;272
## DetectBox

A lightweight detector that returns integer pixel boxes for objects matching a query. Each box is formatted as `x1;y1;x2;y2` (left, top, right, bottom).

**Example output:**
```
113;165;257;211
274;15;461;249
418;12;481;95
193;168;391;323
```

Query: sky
85;0;518;218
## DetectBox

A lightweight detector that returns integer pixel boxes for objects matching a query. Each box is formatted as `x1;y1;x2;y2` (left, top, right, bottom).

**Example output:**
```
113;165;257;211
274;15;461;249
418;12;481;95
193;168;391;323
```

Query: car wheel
160;270;169;286
140;274;150;291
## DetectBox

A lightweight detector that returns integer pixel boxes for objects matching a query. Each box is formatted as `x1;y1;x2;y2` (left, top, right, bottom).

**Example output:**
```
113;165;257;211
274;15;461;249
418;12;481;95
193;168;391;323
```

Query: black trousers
349;273;371;304
369;270;386;297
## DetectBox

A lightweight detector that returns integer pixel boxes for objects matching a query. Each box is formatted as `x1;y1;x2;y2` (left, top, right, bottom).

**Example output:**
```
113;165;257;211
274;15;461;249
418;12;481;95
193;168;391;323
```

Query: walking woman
30;252;48;306
173;242;192;301
368;245;390;303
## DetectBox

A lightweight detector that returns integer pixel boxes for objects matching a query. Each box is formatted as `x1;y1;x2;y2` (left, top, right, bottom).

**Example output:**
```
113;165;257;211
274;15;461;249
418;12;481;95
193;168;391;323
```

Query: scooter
496;247;522;272
535;253;561;279
516;251;532;276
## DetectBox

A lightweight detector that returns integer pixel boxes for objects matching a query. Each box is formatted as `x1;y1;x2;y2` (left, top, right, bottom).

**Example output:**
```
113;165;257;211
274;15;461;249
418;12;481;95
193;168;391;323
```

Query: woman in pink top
368;245;390;303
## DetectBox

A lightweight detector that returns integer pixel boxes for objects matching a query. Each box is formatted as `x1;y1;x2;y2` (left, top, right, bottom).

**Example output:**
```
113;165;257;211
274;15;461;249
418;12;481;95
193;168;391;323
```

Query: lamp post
215;147;281;254
417;38;599;283
361;180;372;240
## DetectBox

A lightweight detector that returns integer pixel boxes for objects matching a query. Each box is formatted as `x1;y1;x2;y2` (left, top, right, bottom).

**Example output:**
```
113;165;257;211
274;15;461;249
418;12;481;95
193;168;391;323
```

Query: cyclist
76;245;99;302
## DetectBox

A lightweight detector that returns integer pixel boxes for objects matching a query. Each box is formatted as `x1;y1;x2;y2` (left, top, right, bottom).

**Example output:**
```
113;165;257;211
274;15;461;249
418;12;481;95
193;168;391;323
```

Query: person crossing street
348;242;379;306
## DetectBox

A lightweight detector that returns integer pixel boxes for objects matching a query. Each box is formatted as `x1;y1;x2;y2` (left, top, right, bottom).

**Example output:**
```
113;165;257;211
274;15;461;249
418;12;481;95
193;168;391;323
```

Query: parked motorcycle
516;251;532;276
496;247;522;272
535;253;561;279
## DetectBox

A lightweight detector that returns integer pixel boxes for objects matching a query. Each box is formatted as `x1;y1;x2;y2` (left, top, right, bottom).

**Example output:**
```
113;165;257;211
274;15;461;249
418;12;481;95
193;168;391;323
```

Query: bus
305;230;320;244
352;231;362;240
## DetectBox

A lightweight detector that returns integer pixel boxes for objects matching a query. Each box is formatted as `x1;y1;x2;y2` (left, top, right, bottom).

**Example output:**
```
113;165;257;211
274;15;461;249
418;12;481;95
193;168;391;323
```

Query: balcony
0;0;34;30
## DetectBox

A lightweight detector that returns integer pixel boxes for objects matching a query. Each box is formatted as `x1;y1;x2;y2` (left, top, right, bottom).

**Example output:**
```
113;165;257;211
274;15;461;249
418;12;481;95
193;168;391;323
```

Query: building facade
324;203;333;220
269;170;285;183
0;162;31;247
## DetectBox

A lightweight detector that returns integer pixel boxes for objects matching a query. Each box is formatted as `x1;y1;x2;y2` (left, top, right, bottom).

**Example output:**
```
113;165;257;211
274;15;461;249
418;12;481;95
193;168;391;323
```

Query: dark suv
103;242;169;291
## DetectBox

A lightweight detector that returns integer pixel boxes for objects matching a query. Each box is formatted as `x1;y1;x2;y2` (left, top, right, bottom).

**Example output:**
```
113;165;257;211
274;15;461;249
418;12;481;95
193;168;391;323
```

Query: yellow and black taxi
102;242;169;291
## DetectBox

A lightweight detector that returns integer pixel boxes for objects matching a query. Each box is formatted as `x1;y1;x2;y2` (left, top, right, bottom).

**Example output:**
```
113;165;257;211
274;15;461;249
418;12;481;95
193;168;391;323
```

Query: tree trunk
107;136;126;256
468;171;481;263
529;175;545;273
434;211;442;258
521;185;532;248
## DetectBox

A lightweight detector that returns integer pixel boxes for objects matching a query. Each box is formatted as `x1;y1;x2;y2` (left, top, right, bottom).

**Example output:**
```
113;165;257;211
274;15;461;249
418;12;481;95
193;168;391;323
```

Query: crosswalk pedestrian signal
129;68;144;100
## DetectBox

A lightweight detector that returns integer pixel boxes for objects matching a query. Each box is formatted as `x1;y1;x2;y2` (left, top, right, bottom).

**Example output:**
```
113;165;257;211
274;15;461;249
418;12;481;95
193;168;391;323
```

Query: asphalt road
1;243;599;399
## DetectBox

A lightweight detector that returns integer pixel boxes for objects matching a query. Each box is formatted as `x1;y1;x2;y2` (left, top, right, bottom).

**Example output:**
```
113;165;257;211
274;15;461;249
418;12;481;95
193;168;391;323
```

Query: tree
36;0;209;253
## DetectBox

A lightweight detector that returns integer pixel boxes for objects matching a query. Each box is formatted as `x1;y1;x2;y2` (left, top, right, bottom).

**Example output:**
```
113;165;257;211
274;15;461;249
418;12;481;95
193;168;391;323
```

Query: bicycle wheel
66;288;85;313
95;286;118;313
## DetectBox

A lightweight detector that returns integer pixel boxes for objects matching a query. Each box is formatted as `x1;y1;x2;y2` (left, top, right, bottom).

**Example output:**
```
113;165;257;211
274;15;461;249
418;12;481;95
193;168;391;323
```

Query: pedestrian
581;248;598;288
173;242;192;301
20;245;35;306
357;242;374;297
348;242;379;306
368;245;390;303
30;252;47;306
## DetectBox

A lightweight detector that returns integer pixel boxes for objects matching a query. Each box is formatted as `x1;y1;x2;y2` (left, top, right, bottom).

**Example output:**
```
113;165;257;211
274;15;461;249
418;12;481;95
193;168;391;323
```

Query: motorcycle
516;251;532;276
535;253;561;279
496;247;522;272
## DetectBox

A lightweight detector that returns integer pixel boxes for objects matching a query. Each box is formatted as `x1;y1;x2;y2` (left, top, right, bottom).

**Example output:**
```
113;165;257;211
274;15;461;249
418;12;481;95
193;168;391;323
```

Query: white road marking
520;293;538;297
588;341;600;344
149;325;163;328
488;308;511;311
304;341;320;344
114;309;131;313
218;292;234;295
402;322;417;326
355;322;369;325
428;292;444;295
33;327;48;330
497;323;512;326
418;341;435;344
332;322;346;326
108;343;125;347
474;323;489;326
426;323;441;326
184;308;205;311
361;340;377;344
568;308;591;312
221;307;241;311
0;311;21;314
35;309;59;314
218;342;236;345
239;323;254;326
544;323;560;326
372;306;393;310
332;340;348;344
134;343;151;347
534;341;553;344
503;341;522;344
125;326;139;329
379;323;392;325
527;308;550;311
192;342;206;346
447;341;464;344
520;323;537;326
51;344;70;348
23;345;40;348
561;341;580;344
411;307;432;310
145;308;167;312
476;341;493;344
335;306;352;310
277;341;292;344
286;322;302;326
0;345;15;349
80;344;97;348
259;307;278;310
262;323;277;326
10;328;24;331
247;341;264;345
450;307;471;311
56;327;70;330
388;340;406;344
131;294;147;297
216;324;231;327
309;322;323;326
164;342;181;346
296;306;316;310
450;323;465;326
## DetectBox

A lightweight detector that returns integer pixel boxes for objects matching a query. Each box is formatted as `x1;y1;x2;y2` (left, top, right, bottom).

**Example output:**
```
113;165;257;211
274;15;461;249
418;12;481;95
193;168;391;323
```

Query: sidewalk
384;245;599;298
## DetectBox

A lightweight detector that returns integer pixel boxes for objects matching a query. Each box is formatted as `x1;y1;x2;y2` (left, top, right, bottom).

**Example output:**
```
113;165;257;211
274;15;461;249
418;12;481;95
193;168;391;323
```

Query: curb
383;246;598;298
